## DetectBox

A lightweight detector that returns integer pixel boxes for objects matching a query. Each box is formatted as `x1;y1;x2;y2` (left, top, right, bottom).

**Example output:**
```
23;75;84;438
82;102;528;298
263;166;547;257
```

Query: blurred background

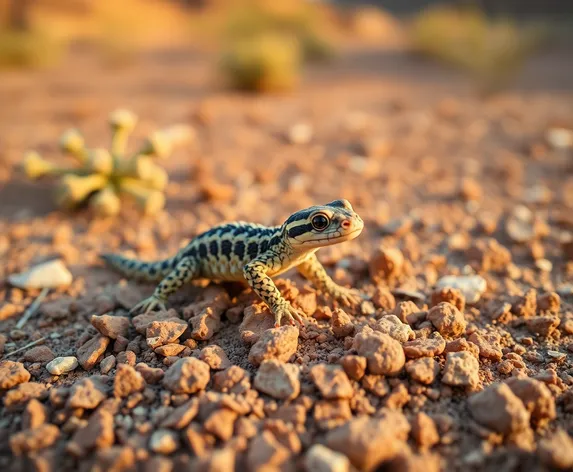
0;0;572;261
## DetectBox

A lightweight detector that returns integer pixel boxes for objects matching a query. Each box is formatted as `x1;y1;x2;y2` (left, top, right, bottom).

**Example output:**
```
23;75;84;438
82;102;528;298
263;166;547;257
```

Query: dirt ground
0;36;573;472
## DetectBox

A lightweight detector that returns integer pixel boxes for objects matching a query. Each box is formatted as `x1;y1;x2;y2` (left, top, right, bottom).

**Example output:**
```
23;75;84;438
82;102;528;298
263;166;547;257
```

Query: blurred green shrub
409;5;548;93
220;32;301;92
218;1;336;92
224;2;335;63
0;27;64;69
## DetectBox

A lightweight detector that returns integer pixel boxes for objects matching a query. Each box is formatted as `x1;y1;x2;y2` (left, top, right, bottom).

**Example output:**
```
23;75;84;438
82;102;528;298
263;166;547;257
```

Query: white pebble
305;444;350;472
288;123;313;145
546;127;573;150
46;356;78;375
436;275;487;304
8;259;72;289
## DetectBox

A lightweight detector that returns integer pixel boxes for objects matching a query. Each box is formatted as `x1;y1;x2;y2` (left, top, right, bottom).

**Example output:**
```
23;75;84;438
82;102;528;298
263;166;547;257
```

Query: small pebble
8;259;73;289
46;356;79;375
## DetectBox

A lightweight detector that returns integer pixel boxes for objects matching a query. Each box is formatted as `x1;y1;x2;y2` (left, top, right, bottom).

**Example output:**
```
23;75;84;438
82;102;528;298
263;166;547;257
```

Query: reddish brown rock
213;366;251;394
204;408;238;441
537;292;561;314
441;351;479;388
182;423;210;458
431;287;465;312
132;310;178;334
526;316;560;337
394;301;421;324
427;302;466;338
184;291;230;341
247;431;290;471
23;345;55;364
374;315;414;342
91;314;130;339
4;382;47;408
411;412;439;449
325;411;410;471
254;360;300;400
146;318;188;349
67;409;115;456
67;377;108;409
10;424;60;456
468;332;503;361
162;357;210;394
22;398;47;429
511;289;537;318
310;365;354;400
135;363;164;385
248;326;299;367
468;383;530;435
314;399;352;430
371;286;396;311
369;246;404;281
406;358;440;385
78;335;110;371
331;309;355;338
361;375;389;397
160;398;199;429
0;360;31;389
467;238;511;272
403;333;446;359
340;355;367;381
114;364;145;398
116;350;136;366
444;338;480;358
200;345;232;370
505;377;556;425
154;343;185;357
94;446;136;472
538;429;573;470
353;328;405;375
239;304;275;344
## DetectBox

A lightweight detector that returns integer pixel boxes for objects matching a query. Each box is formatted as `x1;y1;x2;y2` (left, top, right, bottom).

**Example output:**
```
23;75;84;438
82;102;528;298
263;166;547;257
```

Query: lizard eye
311;214;329;231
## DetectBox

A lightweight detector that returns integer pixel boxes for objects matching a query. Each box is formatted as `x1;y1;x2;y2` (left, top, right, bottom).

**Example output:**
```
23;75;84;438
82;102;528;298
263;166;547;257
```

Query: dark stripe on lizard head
287;223;314;239
285;209;314;225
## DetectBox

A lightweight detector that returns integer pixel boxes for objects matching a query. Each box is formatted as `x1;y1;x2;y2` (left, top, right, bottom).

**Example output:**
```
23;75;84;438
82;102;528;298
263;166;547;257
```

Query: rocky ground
0;39;573;472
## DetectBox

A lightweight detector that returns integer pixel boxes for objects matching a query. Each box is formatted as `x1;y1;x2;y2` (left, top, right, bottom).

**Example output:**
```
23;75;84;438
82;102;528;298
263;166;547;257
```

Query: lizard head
283;199;364;249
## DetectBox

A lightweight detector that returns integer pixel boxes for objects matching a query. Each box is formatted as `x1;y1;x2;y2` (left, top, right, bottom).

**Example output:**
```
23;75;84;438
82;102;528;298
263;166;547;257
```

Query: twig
16;287;50;329
4;336;47;358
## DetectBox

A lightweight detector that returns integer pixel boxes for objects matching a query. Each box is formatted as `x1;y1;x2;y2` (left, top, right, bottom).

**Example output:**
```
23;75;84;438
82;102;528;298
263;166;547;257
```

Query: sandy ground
0;38;573;471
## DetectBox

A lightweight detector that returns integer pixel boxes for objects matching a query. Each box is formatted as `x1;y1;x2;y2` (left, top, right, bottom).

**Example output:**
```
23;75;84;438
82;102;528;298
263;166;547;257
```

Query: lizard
100;199;364;327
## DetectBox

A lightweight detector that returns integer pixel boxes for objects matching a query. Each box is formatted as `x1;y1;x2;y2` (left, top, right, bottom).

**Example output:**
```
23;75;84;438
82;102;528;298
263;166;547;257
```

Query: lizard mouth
300;227;363;244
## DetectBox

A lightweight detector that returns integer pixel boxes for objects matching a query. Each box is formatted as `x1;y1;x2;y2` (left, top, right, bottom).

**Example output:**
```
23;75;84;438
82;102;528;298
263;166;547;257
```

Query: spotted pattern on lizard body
100;199;364;326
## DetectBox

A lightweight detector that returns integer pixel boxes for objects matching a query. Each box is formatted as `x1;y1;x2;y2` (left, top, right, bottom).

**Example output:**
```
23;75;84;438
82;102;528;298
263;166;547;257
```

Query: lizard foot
272;301;306;328
129;295;167;316
334;287;364;307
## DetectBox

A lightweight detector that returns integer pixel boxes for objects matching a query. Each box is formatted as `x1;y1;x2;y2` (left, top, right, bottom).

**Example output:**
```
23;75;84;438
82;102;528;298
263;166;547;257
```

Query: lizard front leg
130;257;198;315
243;259;305;327
297;253;362;307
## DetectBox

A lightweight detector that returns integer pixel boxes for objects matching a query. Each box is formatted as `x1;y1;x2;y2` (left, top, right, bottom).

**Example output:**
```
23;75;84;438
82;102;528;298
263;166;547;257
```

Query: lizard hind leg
129;257;199;316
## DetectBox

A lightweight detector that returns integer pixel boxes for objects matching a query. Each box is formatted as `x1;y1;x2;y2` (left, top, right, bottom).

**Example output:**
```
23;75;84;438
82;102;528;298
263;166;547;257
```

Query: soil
0;36;573;472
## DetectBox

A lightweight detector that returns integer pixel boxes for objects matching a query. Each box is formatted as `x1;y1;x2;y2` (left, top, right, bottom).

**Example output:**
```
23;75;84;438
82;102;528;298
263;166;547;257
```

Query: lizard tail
99;253;179;282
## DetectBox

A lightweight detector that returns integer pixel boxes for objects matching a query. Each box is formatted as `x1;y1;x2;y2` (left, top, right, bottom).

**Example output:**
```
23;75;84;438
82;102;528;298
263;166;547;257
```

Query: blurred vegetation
409;5;549;93
220;32;301;93
21;109;193;217
0;0;65;69
0;27;64;69
222;1;335;63
216;0;336;92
